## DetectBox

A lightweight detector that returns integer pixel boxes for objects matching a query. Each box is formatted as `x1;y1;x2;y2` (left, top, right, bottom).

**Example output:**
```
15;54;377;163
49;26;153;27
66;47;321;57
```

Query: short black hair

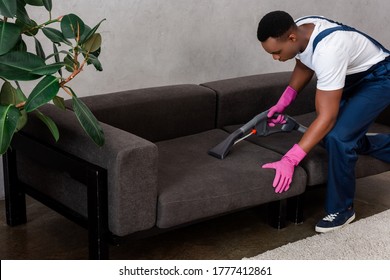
257;11;296;42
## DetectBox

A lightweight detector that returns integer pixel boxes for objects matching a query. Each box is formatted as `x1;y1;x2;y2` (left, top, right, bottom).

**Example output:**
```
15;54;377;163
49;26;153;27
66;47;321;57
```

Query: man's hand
262;144;306;193
267;86;297;126
262;158;295;192
267;114;286;127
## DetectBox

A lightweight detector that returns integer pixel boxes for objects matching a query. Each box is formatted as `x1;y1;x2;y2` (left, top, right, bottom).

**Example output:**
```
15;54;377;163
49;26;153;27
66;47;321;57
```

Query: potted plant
0;0;105;155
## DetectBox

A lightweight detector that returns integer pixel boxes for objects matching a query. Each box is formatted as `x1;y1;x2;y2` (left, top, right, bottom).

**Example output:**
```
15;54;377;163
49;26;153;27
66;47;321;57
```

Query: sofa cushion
71;84;217;142
225;112;390;186
156;129;307;229
201;72;316;128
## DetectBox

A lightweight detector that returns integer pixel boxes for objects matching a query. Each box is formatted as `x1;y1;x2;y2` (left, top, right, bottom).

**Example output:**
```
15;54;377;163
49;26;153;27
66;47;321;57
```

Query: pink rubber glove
267;86;297;127
262;144;306;193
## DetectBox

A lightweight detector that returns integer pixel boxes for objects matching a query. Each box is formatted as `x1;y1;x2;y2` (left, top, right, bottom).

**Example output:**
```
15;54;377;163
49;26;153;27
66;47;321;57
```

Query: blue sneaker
315;208;355;233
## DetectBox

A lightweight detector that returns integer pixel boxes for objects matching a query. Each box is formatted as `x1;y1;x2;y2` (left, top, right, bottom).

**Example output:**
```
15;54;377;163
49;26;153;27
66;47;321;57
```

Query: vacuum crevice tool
208;110;307;160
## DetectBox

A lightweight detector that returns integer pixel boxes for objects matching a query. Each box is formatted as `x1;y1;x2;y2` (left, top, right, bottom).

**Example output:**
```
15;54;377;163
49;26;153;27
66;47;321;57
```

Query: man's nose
272;54;280;60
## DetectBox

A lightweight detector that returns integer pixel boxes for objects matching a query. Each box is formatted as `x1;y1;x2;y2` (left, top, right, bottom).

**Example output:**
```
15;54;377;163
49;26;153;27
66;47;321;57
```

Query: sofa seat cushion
225;112;390;186
155;129;307;229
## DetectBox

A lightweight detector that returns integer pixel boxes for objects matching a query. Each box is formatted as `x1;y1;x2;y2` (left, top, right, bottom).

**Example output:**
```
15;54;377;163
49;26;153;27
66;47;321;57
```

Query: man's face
261;34;299;62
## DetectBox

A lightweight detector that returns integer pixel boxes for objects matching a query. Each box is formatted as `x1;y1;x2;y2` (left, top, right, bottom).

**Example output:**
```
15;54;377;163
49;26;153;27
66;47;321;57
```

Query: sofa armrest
201;71;316;127
17;104;158;236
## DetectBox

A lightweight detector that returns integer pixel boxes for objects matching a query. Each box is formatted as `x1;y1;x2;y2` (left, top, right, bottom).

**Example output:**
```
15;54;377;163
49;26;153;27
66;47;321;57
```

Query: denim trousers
323;57;390;213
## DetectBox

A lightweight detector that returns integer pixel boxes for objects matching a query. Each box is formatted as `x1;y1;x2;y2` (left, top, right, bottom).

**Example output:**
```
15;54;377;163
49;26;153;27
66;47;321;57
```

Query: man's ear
288;33;297;42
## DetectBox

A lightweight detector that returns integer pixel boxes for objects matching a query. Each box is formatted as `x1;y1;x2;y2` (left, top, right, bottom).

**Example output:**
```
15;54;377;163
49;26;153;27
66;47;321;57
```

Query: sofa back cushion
75;84;217;142
201;71;317;128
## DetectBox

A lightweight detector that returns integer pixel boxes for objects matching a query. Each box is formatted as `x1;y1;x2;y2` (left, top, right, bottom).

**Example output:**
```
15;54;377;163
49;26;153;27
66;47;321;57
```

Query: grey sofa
4;71;390;259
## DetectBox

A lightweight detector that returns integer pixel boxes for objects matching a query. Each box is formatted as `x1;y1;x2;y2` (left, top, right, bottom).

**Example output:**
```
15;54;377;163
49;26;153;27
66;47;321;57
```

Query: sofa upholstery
201;72;317;128
16;77;308;237
6;71;390;258
156;129;306;229
202;73;390;186
75;84;217;142
16;104;159;236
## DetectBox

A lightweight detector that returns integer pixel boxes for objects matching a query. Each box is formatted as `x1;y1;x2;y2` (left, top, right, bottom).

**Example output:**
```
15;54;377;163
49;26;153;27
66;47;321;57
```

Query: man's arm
261;87;342;193
266;59;315;122
289;59;315;92
298;88;343;153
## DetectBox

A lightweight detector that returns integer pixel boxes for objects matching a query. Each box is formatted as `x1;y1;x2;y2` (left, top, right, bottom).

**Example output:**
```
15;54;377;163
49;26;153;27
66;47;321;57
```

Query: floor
1;171;390;260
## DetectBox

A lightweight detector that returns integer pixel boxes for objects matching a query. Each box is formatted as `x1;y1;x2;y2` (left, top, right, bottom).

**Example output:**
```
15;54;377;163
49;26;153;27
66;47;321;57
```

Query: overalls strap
296;16;390;53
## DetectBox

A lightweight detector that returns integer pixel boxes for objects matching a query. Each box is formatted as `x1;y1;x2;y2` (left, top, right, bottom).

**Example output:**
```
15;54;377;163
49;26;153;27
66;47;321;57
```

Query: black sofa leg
267;194;305;229
287;194;304;224
3;149;27;226
267;199;287;229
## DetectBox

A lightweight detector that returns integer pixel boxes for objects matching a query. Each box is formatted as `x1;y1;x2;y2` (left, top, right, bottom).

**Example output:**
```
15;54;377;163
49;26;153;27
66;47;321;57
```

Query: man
257;11;390;233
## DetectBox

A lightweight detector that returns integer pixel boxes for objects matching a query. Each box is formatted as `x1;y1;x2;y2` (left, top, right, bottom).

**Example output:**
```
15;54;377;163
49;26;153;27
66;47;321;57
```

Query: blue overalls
297;16;390;214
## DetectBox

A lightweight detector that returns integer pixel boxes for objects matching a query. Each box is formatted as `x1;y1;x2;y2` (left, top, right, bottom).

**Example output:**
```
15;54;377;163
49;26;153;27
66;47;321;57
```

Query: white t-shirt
295;16;388;90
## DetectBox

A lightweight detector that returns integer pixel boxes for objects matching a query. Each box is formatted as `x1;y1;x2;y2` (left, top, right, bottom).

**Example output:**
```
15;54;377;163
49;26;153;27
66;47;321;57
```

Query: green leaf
45;49;70;61
61;13;85;39
90;47;101;58
52;43;62;77
52;95;65;110
31;62;65;75
14;82;28;131
0;21;22;55
15;82;27;102
35;109;59;142
0;51;45;80
42;0;51;11
24;0;43;6
82;33;102;53
52;43;60;63
16;0;34;26
86;53;103;71
34;37;45;59
15;18;38;36
25;75;60;112
0;0;17;18
0;81;17;105
63;54;78;72
71;90;104;146
0;81;25;105
80;18;106;44
16;108;27;131
0;104;20;155
11;36;27;52
42;27;71;45
79;24;91;43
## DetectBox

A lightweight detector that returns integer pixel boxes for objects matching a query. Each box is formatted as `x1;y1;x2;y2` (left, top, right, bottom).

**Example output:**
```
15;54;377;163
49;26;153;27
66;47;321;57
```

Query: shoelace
323;213;339;222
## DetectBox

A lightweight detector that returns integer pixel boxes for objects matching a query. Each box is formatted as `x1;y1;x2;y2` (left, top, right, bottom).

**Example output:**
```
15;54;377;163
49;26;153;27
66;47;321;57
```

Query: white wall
1;0;390;199
22;0;390;97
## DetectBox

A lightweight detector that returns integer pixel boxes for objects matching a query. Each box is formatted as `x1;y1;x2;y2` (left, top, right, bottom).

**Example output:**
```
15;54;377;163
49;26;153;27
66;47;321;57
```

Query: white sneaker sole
315;213;356;233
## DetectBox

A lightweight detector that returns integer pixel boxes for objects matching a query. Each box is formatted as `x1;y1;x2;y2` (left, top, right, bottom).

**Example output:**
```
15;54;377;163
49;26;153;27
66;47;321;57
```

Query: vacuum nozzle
208;111;307;160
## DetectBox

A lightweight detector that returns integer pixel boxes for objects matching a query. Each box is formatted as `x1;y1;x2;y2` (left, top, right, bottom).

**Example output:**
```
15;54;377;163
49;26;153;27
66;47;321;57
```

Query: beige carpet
245;209;390;260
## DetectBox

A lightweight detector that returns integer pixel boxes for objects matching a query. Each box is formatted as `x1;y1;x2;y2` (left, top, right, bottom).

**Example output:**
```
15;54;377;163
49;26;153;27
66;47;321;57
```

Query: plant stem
60;58;87;87
61;85;73;97
60;56;88;99
16;101;26;109
26;15;63;33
